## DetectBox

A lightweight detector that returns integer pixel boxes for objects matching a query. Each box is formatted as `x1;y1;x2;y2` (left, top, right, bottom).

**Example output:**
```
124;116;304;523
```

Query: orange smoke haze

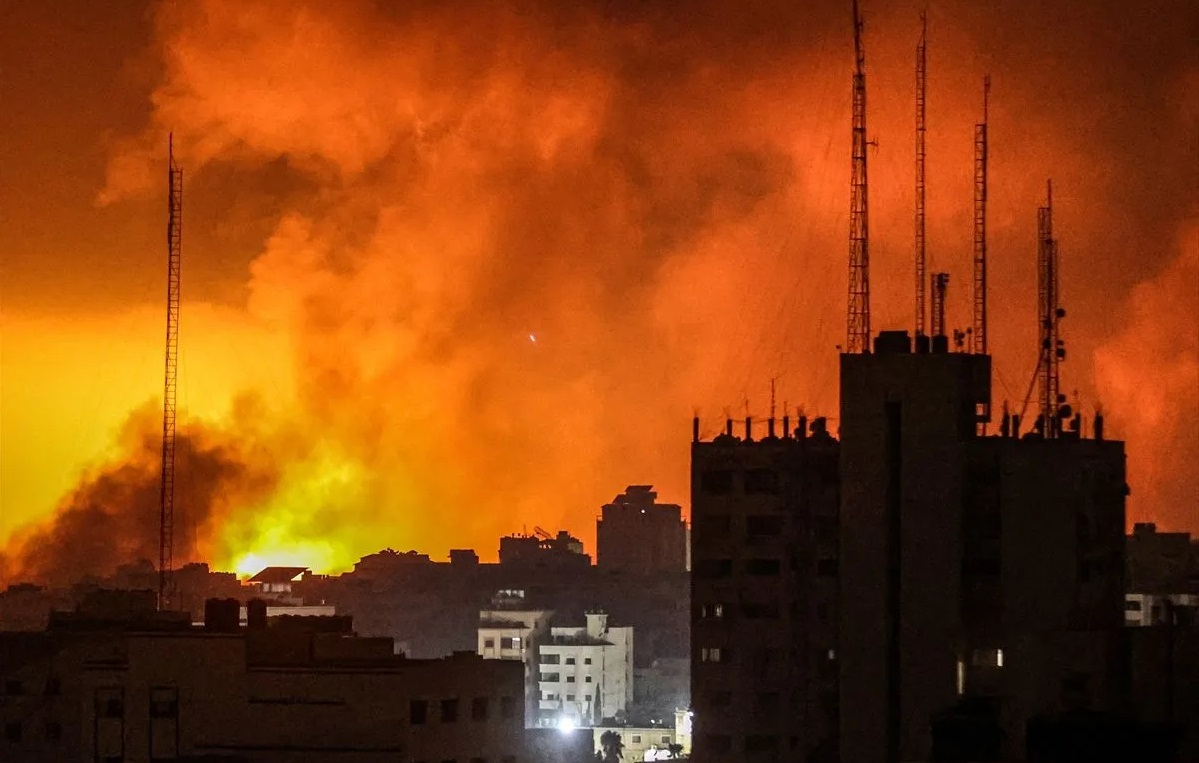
1;0;1195;581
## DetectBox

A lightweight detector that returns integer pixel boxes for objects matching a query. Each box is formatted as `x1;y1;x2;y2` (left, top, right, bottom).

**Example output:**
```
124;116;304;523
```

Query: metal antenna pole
914;11;928;339
972;76;990;356
159;135;183;610
847;0;872;353
931;272;949;339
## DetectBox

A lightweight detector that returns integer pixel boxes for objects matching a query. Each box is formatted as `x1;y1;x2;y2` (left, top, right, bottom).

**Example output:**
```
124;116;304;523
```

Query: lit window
700;647;725;663
996;649;1004;668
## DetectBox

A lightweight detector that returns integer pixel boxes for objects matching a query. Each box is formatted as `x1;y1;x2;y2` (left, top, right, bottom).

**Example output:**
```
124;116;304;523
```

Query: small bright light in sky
528;333;537;343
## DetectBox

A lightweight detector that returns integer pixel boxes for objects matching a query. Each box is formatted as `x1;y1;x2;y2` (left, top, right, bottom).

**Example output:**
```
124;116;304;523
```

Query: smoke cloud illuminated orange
1;0;1195;582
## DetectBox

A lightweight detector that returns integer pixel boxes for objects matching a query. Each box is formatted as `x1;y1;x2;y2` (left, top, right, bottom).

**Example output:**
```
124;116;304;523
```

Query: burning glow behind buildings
0;0;1195;583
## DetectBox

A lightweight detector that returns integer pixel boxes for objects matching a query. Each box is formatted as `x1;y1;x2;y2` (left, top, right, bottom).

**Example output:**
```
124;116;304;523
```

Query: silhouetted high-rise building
597;485;687;575
689;416;839;763
839;330;1127;762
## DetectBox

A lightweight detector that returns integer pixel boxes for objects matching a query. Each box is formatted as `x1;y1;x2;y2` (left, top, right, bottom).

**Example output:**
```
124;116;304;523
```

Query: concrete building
478;589;554;727
537;611;633;729
839;330;1128;762
689;414;840;762
0;599;525;763
597;485;687;575
499;530;590;571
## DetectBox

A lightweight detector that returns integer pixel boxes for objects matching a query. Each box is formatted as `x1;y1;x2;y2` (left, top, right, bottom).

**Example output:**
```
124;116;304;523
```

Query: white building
477;589;553;727
536;611;633;728
1125;592;1199;626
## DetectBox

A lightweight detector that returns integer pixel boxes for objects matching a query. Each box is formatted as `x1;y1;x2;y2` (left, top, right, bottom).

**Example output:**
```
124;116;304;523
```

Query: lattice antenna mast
914;10;928;338
931;272;949;339
159;135;183;610
972;76;990;355
846;0;872;353
1036;180;1066;438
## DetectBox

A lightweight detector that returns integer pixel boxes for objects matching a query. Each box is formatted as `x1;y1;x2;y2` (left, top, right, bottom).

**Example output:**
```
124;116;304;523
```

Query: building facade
689;415;840;762
596;485;687;575
477;590;554;728
536;612;633;729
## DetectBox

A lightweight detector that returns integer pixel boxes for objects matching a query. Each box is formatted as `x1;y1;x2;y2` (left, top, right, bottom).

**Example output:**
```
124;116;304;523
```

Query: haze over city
1;0;1195;583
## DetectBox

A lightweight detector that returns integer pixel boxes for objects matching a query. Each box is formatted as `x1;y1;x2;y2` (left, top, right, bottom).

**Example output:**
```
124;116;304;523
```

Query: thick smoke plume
7;0;1196;581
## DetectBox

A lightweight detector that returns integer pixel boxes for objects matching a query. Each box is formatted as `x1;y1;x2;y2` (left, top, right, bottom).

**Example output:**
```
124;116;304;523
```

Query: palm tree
599;730;624;763
667;743;685;759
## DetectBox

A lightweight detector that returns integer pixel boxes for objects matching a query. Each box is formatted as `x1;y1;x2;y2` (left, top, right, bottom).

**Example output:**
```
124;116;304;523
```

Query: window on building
1125;599;1143;611
44;721;61;741
565;657;576;665
540;653;560;664
701;469;734;495
696;559;733;579
585;694;592;700
4;679;22;695
566;676;575;683
700;602;725;619
500;696;516;720
472;697;488;721
742;602;780;619
411;700;429;725
584;658;592;665
97;689;124;719
745;558;781;576
816;558;838;577
700;647;728;663
746;515;783;536
150;687;178;719
746;734;778;752
585;676;592;683
441;698;459;722
540;672;560;682
484;638;495;649
661;736;671;744
744;469;780;494
706;514;732;534
500;637;521;650
4;722;21;742
632;735;642;744
567;694;575;701
756;691;780;711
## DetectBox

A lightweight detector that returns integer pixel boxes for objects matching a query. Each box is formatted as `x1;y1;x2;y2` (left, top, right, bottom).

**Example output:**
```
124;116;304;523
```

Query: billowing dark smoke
8;0;1194;577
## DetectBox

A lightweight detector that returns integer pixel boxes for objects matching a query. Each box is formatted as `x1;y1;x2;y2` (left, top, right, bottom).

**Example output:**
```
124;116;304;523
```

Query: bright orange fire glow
1;0;1195;585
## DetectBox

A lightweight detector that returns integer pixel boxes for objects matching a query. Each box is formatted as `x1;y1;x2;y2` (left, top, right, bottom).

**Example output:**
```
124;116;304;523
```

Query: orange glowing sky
1;0;1195;582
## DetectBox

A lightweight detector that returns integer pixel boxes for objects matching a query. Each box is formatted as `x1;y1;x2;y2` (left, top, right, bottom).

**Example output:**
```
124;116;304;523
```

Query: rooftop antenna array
159;135;183;610
914;10;928;340
846;0;872;354
1036;180;1067;438
972;76;990;357
931;272;949;339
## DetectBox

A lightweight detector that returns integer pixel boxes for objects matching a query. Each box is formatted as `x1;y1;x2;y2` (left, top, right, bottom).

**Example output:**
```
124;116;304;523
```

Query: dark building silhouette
839;330;1127;762
500;529;590;571
689;415;839;762
597;485;687;575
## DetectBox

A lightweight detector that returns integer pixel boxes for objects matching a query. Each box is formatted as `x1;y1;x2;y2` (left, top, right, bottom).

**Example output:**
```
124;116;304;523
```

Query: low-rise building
478;590;554;727
0;599;526;763
537;612;633;729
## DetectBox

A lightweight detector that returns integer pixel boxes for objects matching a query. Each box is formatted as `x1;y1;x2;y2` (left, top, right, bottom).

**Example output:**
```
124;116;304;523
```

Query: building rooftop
247;567;309;584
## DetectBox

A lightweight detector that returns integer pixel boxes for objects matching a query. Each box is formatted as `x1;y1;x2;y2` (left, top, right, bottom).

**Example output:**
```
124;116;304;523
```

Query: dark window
1125;600;1143;612
632;735;642;743
4;722;21;742
441;698;459;723
585;676;593;683
742;602;780;619
472;697;488;721
150;687;178;719
566;676;575;683
816;558;838;576
745;558;781;576
707;734;732;753
703;514;732;534
746;515;784;536
567;694;575;701
410;699;428;724
539;653;560;664
701;469;734;495
101;697;124;718
564;657;575;665
696;559;733;579
500;696;516;720
540;673;560;682
744;469;779;494
44;721;61;741
746;734;778;752
500;637;520;650
484;638;495;648
4;679;22;695
584;658;592;665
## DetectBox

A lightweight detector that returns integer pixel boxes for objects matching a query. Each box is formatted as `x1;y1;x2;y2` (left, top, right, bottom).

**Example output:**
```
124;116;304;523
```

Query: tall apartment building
839;330;1127;762
597;485;687;575
689;415;840;763
536;612;633;729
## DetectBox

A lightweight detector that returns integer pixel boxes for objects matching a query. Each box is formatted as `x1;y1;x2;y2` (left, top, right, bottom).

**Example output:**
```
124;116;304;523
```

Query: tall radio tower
159;136;183;610
846;0;872;354
1036;180;1066;438
914;11;928;339
972;76;990;356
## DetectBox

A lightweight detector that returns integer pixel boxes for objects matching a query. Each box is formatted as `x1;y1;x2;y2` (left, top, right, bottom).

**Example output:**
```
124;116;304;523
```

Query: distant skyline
1;0;1195;581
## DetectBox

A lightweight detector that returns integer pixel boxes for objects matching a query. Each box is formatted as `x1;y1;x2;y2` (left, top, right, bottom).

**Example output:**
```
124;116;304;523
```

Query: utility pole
159;135;183;610
846;0;872;354
914;11;928;340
